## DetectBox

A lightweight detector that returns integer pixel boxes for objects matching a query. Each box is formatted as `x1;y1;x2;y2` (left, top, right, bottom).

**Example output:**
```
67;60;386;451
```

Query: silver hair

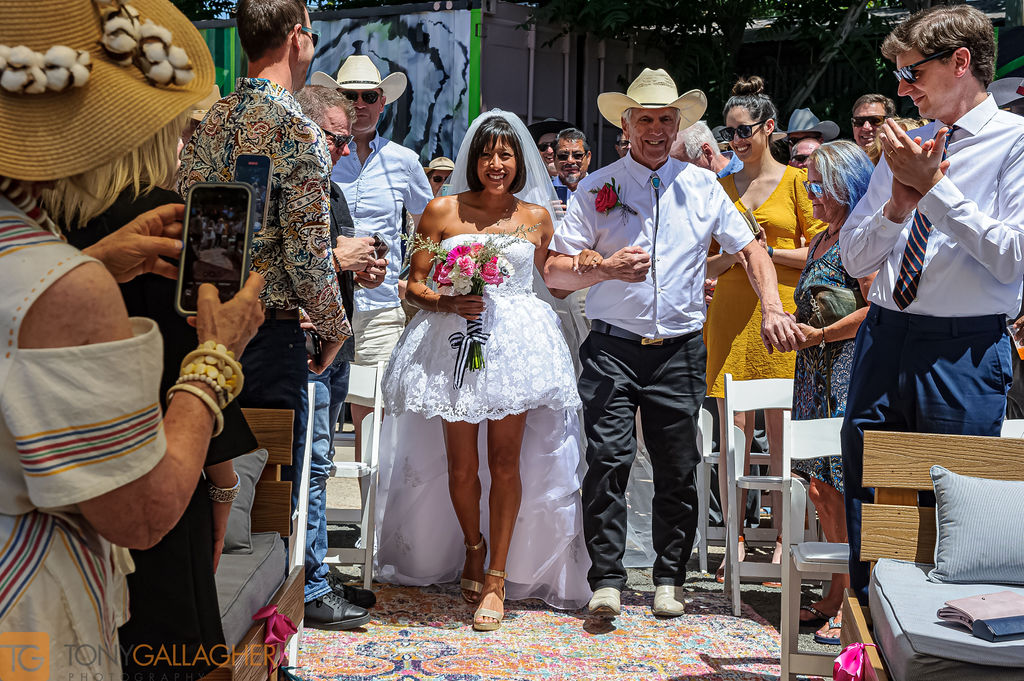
677;121;719;160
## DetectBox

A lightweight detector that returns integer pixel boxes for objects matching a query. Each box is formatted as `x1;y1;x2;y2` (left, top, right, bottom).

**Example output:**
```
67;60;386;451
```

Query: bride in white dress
376;111;593;629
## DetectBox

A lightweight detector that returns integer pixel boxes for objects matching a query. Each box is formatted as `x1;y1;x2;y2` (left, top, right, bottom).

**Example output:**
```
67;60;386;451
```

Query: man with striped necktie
838;4;1024;601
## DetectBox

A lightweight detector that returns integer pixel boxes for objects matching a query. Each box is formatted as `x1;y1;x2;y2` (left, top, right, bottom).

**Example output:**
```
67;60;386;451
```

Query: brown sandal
460;535;486;604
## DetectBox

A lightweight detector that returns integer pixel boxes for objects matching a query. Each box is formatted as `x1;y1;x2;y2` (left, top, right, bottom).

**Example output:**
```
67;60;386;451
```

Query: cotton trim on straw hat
310;54;407;103
597;68;706;130
0;0;215;182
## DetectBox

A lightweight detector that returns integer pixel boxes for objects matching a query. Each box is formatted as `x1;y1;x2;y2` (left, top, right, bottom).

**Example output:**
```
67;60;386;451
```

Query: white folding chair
324;361;385;588
780;412;849;680
695;406;773;574
1001;419;1024;437
723;373;794;616
287;382;316;667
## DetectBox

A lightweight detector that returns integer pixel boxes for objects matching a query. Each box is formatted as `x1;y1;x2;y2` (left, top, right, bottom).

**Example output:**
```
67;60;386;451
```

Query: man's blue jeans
303;358;351;602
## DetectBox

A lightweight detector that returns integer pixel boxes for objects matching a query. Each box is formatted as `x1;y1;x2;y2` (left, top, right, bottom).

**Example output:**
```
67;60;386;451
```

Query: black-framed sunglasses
300;26;319;48
537;141;555;152
321;127;353;148
341;90;380;104
615;139;631;148
892;49;953;83
791;154;811;165
556;151;587;161
721;120;768;140
851;115;885;128
803;180;825;198
430;174;449;183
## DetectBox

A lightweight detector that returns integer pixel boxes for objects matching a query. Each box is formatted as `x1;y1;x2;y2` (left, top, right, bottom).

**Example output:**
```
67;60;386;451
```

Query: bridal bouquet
406;232;524;388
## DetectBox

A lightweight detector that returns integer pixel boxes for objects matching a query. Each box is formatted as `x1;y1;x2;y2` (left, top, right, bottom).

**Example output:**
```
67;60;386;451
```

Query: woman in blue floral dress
788;141;875;644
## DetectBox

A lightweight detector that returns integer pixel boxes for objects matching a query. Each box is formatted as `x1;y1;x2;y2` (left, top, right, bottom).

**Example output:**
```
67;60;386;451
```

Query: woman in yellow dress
705;77;825;581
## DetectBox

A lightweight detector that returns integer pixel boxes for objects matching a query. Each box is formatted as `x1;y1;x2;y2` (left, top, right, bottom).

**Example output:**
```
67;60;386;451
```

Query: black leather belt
591;320;698;346
265;308;300;320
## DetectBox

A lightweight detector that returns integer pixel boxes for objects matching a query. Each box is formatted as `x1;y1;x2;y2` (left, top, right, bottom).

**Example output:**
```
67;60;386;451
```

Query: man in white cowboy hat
544;67;802;619
310;54;433;461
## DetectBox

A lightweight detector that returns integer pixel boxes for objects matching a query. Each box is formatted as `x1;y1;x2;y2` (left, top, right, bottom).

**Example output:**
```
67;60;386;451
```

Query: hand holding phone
176;182;255;316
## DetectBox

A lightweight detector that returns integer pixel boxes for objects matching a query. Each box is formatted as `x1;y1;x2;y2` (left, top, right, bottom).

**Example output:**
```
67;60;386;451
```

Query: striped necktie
891;126;956;311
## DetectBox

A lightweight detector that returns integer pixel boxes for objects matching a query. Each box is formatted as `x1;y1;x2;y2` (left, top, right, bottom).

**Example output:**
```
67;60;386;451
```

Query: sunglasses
615;140;631;148
341;90;380;104
321;127;353;148
851;115;885;128
791;154;811;165
300;26;319;48
430;174;448;183
537;142;555;152
556;151;587;161
722;120;768;140
803;180;825;198
892;49;953;83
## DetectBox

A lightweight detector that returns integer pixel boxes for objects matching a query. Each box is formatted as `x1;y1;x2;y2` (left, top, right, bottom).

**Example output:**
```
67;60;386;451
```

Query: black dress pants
579;329;706;590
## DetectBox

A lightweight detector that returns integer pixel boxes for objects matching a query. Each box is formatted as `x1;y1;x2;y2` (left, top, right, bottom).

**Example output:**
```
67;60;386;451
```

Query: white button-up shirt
552;152;754;337
841;95;1024;317
332;133;434;311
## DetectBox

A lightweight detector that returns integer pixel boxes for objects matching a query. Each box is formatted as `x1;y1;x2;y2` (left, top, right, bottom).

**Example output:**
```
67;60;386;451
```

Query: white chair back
347;361;385;469
1001;419;1024;438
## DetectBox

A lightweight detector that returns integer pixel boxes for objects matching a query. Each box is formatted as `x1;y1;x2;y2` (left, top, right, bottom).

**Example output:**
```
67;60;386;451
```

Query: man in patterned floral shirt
178;0;367;630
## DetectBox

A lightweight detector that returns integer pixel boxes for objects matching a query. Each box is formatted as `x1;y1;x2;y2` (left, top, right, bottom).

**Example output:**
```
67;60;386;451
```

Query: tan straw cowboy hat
598;68;706;130
310;54;407;103
0;0;215;182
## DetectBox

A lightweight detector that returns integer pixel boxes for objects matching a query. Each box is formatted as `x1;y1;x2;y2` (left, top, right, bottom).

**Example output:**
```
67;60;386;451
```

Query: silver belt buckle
641;337;663;346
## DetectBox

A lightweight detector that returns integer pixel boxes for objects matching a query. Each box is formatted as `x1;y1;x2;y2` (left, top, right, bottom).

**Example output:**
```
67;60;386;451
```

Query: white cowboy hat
597;68;706;130
310;54;407;103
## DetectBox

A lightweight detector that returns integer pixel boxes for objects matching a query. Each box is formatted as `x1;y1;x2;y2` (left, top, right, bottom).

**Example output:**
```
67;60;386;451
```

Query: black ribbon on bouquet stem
448;318;489;389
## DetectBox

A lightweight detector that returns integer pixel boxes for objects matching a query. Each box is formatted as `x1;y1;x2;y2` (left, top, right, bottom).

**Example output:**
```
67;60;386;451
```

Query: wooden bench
841;430;1024;681
205;407;303;681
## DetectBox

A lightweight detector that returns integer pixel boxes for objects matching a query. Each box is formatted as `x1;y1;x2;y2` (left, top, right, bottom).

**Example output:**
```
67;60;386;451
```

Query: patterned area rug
294;584;807;680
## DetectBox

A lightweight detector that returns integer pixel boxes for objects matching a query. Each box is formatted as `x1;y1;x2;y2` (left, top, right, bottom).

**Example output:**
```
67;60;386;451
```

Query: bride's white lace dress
376;233;591;609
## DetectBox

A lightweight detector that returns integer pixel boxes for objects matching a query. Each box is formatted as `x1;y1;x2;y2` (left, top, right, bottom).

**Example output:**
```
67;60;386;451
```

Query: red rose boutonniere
590;178;637;216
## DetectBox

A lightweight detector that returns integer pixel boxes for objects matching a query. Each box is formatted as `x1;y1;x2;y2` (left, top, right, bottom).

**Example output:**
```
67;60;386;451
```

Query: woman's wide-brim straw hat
0;0;214;182
311;54;407;103
598;68;706;130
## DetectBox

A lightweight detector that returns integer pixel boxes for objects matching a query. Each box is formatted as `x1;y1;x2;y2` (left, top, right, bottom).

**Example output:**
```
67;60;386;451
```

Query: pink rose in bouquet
479;257;504;285
434;261;454;285
454;254;477;279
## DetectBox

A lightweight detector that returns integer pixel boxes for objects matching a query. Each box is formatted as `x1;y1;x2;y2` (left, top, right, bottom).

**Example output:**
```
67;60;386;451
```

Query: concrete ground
325;426;841;657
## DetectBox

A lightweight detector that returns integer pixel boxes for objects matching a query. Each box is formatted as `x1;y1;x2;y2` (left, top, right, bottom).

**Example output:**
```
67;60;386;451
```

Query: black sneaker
304;592;371;630
328;574;376;609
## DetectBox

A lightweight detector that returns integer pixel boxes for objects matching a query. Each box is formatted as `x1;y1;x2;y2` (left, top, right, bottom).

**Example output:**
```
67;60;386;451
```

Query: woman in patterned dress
789;141;876;644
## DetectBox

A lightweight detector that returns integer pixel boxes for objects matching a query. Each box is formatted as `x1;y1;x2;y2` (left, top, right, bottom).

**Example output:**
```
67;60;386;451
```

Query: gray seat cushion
869;559;1024;680
215;531;287;647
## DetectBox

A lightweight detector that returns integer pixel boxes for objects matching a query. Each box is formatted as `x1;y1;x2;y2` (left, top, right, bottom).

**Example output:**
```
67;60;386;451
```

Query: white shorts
347;305;406;407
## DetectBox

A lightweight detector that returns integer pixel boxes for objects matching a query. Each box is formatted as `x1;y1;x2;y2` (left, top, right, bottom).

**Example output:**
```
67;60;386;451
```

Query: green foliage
170;0;235;20
532;0;907;128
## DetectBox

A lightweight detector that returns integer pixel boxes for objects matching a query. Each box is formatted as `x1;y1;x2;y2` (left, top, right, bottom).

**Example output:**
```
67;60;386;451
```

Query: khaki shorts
347;305;406;407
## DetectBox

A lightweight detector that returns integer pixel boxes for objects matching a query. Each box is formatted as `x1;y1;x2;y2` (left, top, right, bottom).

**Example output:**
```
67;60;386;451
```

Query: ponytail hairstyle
723;76;778;131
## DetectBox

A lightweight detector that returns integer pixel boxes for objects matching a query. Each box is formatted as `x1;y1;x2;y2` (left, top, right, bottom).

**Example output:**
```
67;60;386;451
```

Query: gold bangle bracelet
168;383;224;436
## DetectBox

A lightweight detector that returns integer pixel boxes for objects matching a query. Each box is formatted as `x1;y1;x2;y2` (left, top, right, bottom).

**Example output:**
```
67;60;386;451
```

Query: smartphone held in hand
175;182;255;316
233;154;272;233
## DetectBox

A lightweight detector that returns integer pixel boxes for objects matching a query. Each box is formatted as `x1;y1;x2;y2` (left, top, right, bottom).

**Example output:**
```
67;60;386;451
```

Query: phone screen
233;154;271;233
176;183;253;315
554;184;570;203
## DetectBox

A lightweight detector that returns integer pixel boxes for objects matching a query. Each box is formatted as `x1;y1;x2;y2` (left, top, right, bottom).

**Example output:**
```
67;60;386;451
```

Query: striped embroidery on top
0;513;57;619
0;215;57;258
0;513;110;638
16;403;163;477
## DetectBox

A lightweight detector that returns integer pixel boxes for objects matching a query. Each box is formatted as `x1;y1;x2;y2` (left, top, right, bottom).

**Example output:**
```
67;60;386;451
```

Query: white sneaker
652;585;687;617
588;586;621;617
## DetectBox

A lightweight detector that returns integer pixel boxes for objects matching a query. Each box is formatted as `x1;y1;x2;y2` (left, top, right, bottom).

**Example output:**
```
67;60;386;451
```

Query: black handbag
807;284;865;329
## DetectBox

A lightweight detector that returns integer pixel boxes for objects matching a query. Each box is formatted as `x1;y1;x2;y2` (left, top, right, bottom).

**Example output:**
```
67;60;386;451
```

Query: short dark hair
236;0;307;63
294;85;355;129
881;4;995;86
853;93;896;118
465;116;527;194
556;127;590;154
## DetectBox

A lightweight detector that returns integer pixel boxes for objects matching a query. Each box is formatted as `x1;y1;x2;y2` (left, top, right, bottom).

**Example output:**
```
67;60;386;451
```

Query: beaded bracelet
177;372;229;408
167;382;224;436
180;341;244;405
